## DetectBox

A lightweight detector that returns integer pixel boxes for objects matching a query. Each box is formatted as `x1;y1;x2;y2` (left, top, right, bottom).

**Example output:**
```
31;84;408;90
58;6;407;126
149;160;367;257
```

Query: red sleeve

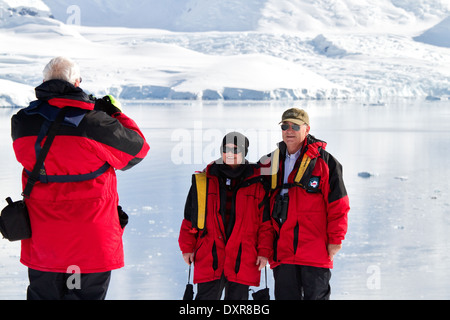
89;112;149;171
113;112;149;160
322;154;350;245
113;113;146;139
257;219;274;258
178;219;198;254
256;186;274;258
327;195;349;244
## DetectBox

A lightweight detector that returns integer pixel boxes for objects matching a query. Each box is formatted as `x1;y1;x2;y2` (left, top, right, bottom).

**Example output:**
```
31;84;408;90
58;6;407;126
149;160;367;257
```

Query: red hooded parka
11;80;149;273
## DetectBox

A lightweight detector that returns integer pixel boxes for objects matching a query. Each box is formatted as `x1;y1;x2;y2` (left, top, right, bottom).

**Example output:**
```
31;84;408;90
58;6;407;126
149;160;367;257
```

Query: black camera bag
0;198;31;241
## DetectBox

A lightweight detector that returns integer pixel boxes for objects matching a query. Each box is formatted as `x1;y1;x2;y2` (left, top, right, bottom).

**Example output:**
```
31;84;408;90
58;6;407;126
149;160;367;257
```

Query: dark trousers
27;268;111;300
196;275;249;300
273;264;331;300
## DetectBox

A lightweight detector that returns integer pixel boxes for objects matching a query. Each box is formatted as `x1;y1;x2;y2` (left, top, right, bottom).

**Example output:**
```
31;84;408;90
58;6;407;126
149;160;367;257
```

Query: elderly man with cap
259;108;349;300
178;132;273;300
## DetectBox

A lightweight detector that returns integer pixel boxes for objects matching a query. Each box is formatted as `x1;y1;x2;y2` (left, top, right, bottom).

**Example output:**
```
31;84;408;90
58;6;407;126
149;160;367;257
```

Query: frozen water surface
0;99;449;300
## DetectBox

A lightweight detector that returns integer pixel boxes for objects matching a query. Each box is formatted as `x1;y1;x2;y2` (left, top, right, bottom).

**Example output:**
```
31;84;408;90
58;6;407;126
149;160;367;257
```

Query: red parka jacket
259;136;349;269
178;162;273;287
11;80;149;273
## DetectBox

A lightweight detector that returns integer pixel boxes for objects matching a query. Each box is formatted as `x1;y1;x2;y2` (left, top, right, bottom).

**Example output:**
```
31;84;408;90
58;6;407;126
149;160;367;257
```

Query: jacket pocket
117;206;128;229
273;233;279;262
293;222;299;255
234;243;242;274
212;241;218;271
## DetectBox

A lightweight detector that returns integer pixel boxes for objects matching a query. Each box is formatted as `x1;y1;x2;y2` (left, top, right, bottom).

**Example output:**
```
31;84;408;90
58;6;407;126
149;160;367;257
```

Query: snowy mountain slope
1;0;50;15
414;16;450;48
42;0;267;31
42;0;450;34
0;0;52;26
260;0;450;35
1;0;450;106
40;0;450;49
0;24;350;102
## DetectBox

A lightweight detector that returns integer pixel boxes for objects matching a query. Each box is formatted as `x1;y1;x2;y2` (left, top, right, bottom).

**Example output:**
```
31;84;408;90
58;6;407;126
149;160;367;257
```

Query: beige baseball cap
279;108;310;126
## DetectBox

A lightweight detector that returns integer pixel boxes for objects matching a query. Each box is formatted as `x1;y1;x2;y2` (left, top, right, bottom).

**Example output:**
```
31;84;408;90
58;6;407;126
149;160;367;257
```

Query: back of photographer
11;56;150;300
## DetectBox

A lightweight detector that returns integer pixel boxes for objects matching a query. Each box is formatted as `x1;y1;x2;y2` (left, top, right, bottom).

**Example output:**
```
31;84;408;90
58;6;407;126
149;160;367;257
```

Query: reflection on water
1;99;449;299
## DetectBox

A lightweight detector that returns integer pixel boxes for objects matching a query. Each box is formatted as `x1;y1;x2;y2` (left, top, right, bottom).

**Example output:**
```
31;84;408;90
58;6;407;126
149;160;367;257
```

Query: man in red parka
179;132;273;300
11;56;150;300
259;108;349;300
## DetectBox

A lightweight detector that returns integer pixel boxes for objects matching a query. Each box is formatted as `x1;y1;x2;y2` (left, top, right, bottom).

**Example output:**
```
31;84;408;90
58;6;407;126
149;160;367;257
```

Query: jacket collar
35;79;95;110
206;160;258;181
278;134;327;160
25;80;95;127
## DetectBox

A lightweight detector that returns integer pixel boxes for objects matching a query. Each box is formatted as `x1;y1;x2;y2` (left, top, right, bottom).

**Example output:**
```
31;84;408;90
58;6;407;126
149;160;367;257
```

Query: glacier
0;0;449;106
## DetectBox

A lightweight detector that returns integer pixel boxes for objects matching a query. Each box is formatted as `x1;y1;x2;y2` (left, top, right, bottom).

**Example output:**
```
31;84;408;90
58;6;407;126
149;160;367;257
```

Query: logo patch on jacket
307;176;320;191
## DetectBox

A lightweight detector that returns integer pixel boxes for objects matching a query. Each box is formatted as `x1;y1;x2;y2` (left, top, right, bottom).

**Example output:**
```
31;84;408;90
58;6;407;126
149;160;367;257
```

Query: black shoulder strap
22;107;69;199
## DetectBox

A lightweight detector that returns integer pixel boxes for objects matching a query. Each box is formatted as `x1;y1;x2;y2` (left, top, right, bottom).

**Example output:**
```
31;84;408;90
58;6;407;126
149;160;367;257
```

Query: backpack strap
25;162;111;183
22;107;69;199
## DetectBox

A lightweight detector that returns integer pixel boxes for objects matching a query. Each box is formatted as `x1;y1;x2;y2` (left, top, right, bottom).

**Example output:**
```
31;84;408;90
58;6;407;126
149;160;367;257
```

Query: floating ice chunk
358;172;377;178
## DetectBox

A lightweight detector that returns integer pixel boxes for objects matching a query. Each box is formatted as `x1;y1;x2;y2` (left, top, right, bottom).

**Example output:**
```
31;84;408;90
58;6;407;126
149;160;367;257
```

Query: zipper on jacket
293;222;299;255
212;241;218;271
234;243;242;274
218;173;262;242
216;181;228;243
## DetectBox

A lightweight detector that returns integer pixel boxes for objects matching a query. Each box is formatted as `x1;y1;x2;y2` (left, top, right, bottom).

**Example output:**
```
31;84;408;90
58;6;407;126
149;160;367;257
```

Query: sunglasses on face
281;123;301;131
222;146;243;154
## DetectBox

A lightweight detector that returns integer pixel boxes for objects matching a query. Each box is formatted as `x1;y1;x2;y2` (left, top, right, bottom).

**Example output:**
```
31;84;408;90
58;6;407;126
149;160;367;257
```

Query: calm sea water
0;99;449;300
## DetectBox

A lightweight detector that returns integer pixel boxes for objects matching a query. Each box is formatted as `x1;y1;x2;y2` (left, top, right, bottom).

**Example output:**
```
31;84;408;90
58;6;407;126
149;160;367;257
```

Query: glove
94;95;122;116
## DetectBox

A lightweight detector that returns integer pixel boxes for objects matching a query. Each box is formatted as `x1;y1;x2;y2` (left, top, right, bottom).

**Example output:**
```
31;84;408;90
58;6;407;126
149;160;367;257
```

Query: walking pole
183;263;194;300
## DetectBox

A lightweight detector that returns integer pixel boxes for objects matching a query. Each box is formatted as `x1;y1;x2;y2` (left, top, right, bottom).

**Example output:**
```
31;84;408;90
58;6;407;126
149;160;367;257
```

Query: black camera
272;193;289;225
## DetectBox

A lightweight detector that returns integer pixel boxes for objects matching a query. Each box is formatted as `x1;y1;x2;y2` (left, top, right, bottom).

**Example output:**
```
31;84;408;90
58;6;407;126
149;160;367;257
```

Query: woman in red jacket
11;57;149;300
178;132;273;300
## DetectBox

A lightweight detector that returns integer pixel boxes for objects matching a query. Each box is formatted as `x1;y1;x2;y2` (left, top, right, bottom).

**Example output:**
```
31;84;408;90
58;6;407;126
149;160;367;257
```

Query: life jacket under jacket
263;135;325;194
190;171;208;231
188;168;269;233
